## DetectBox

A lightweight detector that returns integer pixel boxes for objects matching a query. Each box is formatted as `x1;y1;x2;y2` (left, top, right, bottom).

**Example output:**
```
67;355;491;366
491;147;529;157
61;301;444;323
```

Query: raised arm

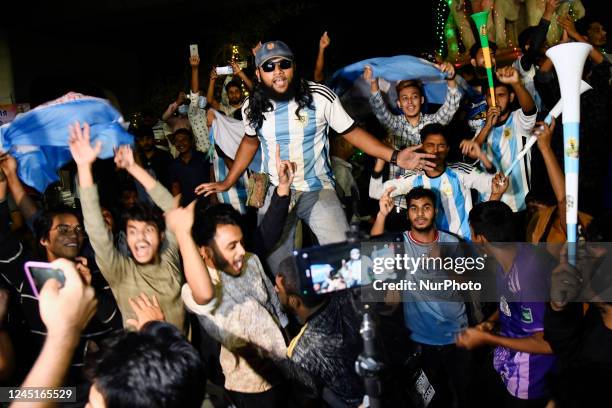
364;65;403;132
70;123;125;282
231;61;254;90
535;119;566;225
429;62;461;125
314;31;330;83
558;15;605;65
190;55;200;93
252;146;295;256
521;0;557;71
0;153;39;221
497;66;536;115
165;203;214;305
206;67;221;110
162;92;187;122
371;187;395;236
114;145;174;212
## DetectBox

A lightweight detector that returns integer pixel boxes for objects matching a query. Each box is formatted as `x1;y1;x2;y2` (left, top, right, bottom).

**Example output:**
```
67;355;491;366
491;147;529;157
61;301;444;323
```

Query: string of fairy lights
229;44;250;97
435;0;449;58
435;0;580;61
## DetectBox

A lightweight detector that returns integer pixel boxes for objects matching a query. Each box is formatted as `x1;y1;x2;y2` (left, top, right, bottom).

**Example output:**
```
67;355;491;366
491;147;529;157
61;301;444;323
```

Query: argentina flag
0;92;133;193
209;110;262;214
328;55;452;119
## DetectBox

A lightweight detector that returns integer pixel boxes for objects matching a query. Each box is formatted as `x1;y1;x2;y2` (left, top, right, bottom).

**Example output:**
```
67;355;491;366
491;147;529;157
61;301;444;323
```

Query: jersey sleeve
316;84;355;134
369;174;415;200
515;108;537;135
461;166;494;198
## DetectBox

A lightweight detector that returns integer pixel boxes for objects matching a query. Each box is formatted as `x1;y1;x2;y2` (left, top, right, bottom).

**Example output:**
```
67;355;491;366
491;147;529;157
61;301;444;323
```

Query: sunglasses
260;59;293;73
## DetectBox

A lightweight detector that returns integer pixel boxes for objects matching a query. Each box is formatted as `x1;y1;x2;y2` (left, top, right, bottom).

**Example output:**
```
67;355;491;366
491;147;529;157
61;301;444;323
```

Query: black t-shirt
169;150;210;205
140;148;173;190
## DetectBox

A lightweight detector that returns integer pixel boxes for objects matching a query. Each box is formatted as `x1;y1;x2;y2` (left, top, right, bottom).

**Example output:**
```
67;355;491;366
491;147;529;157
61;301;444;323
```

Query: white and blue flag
0;92;133;192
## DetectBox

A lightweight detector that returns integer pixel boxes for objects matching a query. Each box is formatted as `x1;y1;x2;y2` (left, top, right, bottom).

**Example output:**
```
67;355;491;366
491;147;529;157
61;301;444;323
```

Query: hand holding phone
216;66;234;76
35;258;97;339
24;261;66;298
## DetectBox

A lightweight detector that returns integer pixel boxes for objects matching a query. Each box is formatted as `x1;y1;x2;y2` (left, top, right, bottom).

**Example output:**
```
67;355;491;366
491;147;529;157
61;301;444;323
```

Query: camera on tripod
290;226;436;408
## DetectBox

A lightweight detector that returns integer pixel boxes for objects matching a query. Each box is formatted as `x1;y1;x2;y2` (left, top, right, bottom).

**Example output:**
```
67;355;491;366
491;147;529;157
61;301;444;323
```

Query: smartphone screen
24;262;65;298
216;66;234;75
294;233;403;296
189;44;199;57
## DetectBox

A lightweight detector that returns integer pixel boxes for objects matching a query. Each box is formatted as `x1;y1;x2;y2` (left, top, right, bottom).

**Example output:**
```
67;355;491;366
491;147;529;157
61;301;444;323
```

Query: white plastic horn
504;80;592;178
546;42;592;264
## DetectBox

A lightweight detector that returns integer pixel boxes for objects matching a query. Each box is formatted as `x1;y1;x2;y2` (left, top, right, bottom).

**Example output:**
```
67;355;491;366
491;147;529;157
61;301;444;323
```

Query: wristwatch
390;150;400;166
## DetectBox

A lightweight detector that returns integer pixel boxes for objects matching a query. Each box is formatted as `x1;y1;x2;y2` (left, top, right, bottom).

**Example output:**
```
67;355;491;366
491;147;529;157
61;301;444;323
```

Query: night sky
3;0;609;114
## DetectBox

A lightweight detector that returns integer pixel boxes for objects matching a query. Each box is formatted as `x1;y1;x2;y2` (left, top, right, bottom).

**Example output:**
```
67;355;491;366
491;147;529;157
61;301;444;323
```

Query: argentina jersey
213;148;249;214
369;163;494;240
242;82;355;192
482;109;536;212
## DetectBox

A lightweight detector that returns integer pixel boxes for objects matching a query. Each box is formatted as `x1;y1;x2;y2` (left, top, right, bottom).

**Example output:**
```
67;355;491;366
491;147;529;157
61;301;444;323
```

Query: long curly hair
245;69;313;131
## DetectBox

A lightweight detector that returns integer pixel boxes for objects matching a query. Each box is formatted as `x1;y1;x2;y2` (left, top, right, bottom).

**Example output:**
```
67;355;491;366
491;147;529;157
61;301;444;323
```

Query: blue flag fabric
0;93;133;192
328;55;450;120
329;55;449;103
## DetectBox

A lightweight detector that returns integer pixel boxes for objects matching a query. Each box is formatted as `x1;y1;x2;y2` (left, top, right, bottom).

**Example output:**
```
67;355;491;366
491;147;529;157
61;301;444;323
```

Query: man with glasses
196;40;437;274
0;154;120;405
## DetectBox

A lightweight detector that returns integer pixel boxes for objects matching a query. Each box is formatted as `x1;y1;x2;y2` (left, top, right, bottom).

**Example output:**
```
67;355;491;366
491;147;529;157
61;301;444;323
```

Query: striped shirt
369;163;494;240
481;109;536;212
369;86;462;209
242;82;355;192
212;145;249;214
466;66;541;135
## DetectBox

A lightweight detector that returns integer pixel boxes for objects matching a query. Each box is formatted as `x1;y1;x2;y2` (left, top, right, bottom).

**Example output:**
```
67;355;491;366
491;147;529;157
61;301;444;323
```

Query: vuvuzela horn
504;80;592;178
471;10;496;107
546;42;592;265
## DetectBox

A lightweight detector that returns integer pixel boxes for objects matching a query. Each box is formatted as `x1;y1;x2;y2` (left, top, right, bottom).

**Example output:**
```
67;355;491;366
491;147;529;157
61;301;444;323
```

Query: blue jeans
259;188;349;275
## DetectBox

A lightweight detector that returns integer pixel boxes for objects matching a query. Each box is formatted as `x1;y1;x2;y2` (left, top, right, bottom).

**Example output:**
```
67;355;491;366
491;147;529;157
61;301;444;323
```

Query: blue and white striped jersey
369;163;494;240
213;148;249;214
481;108;536;212
208;124;249;214
242;82;355;192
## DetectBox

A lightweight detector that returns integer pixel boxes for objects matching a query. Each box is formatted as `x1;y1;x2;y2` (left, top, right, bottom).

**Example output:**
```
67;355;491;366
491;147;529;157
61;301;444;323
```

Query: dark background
3;0;609;115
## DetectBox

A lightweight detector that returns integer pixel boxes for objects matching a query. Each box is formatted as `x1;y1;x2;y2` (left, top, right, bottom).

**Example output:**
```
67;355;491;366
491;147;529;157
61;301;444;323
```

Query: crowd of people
0;2;611;407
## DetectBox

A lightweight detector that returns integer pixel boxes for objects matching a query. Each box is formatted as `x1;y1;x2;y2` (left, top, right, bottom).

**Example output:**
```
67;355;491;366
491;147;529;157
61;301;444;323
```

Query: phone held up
216;66;234;75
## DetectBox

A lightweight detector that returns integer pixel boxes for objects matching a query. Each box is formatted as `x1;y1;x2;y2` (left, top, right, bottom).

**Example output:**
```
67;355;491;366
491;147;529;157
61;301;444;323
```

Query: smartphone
293;233;403;296
24;261;65;298
216;66;233;75
189;44;199;57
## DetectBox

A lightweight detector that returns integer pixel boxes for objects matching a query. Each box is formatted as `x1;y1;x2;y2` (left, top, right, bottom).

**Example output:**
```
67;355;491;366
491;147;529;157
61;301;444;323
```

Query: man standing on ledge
196;41;436;273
